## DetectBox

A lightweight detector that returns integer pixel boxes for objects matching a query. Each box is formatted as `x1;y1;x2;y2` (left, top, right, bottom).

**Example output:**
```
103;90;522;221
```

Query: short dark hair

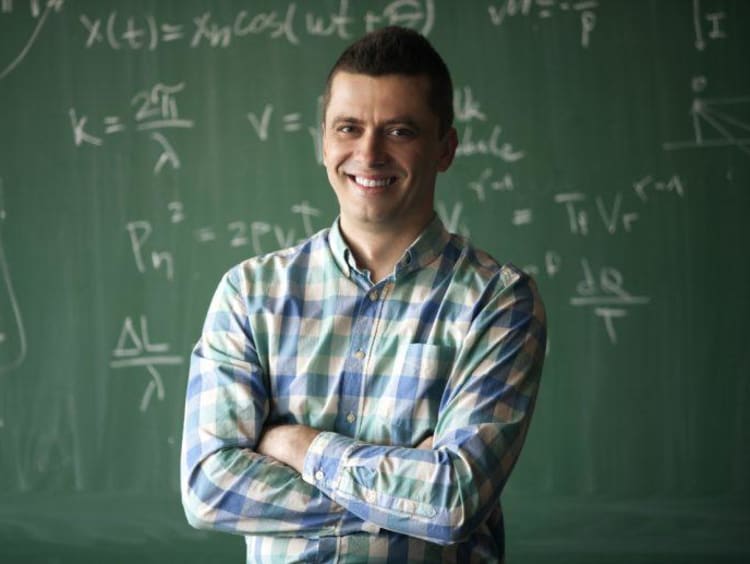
322;26;454;137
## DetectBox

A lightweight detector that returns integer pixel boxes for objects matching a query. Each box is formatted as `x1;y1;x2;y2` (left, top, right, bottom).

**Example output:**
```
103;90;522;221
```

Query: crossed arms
256;424;433;474
180;266;546;544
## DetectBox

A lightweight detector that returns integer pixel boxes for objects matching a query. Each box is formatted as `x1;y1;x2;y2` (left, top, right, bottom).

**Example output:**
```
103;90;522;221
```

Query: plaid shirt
181;217;546;563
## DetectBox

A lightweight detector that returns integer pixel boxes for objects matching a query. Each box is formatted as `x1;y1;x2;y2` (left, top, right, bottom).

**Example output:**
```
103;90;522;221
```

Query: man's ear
437;127;458;172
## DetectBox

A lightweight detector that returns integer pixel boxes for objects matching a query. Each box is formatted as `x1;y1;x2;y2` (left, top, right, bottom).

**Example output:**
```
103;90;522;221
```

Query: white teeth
354;176;393;187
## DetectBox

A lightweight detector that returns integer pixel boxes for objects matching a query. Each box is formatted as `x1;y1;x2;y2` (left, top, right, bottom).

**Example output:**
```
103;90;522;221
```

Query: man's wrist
257;424;321;474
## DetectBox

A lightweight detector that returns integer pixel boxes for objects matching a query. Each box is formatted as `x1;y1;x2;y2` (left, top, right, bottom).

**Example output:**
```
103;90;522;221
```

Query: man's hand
416;435;433;450
256;424;321;474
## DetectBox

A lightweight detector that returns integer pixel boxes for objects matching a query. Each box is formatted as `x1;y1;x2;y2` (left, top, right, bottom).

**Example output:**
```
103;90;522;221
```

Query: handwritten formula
78;1;436;50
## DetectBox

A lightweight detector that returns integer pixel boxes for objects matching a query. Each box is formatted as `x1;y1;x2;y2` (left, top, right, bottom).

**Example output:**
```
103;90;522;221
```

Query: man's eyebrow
329;115;363;124
382;117;421;131
328;115;422;130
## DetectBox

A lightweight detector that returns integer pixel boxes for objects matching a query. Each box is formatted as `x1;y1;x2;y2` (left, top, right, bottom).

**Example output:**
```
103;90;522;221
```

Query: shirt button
346;412;356;424
353;350;365;360
314;470;325;482
368;290;379;301
365;490;377;503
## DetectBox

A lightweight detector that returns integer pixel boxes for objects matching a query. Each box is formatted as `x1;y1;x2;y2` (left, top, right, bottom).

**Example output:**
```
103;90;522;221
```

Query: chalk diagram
663;77;750;157
0;181;27;375
0;0;64;82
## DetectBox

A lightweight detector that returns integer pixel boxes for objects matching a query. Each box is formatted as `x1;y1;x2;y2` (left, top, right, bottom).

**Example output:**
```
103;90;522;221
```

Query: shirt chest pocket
372;343;452;446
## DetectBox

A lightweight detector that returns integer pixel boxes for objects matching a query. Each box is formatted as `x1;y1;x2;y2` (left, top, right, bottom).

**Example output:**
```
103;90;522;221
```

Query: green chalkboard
1;1;749;562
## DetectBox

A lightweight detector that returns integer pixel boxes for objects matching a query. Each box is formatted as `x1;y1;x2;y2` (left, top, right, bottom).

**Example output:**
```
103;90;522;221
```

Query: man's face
322;72;457;236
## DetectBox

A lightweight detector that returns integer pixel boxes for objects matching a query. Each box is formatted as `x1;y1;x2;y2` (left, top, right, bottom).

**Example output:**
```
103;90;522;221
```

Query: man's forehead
326;72;434;119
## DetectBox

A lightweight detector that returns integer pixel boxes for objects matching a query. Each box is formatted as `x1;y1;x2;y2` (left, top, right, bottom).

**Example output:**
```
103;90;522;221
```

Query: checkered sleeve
180;269;378;538
301;271;546;545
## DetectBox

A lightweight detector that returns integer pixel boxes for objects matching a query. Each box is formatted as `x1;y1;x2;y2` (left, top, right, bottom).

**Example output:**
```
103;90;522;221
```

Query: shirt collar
328;217;355;278
328;215;451;280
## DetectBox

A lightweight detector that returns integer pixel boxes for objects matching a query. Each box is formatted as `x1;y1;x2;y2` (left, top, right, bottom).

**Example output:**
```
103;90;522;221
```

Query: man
181;26;546;563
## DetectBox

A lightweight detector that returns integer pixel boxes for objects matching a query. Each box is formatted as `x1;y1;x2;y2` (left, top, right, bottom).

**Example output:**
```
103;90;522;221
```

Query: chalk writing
521;251;563;280
555;171;685;236
126;200;323;281
70;81;195;174
455;125;525;161
291;201;322;238
632;174;685;203
436;201;471;238
193;221;297;254
248;103;315;141
0;0;63;81
663;77;750;157
453;86;525;162
110;315;183;412
454;86;487;123
467;168;515;202
245;100;325;161
487;0;598;48
555;192;639;236
570;258;650;344
512;208;533;226
693;0;727;51
126;221;175;282
191;5;299;47
0;182;27;375
191;204;321;253
79;0;435;51
167;201;186;224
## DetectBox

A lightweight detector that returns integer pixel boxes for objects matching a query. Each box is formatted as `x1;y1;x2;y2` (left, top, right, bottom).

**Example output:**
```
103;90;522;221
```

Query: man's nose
356;131;387;166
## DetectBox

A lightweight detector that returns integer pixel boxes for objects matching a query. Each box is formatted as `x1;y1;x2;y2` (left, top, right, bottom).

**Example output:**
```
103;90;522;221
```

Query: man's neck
340;218;431;284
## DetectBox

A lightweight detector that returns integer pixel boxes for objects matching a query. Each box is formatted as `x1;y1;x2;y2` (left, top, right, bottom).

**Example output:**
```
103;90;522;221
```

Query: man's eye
337;125;356;134
389;128;414;137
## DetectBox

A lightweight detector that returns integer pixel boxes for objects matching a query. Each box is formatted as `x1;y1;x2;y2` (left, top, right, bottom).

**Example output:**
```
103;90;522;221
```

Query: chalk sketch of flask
0;218;27;374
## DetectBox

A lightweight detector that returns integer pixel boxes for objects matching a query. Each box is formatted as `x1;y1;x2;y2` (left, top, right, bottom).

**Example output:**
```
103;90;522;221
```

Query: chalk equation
555;192;639;236
70;81;195;173
460;167;684;235
663;76;750;157
0;0;64;81
487;0;598;48
0;183;28;375
126;200;322;282
247;100;323;161
110;315;183;412
571;258;650;344
554;173;684;237
78;0;435;50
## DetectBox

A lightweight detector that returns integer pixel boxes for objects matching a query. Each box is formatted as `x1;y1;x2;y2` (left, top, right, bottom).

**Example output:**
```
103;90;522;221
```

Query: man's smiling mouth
347;175;397;188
